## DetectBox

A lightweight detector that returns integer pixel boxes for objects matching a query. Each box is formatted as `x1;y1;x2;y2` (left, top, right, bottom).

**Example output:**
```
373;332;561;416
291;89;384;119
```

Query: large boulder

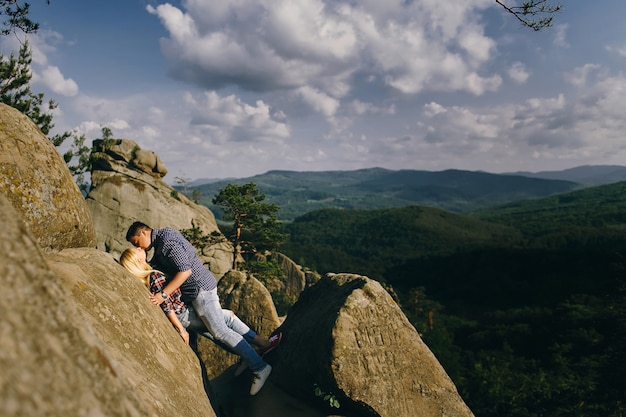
86;138;233;278
196;270;282;379
0;103;96;251
268;273;475;417
0;194;178;416
267;251;307;300
46;247;217;417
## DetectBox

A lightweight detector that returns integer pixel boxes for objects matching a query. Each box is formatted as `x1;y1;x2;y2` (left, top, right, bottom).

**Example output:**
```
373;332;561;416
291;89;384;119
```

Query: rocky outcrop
0;103;96;251
47;247;216;417
196;270;282;379
0;193;215;417
86;138;233;278
268;273;475;417
0;104;475;417
268;251;307;299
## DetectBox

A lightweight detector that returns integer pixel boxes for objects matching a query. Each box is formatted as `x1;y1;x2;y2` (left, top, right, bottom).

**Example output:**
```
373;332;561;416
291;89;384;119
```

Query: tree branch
495;0;562;31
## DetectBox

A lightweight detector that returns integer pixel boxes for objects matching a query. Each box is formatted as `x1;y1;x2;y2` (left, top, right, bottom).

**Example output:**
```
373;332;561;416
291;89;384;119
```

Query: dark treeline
280;182;626;417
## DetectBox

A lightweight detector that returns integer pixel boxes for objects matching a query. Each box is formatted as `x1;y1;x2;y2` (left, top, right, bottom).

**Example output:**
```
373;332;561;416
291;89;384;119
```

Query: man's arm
149;269;192;305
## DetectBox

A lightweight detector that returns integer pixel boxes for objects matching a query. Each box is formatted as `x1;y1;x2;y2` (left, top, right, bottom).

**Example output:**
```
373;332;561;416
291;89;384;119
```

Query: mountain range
187;165;626;221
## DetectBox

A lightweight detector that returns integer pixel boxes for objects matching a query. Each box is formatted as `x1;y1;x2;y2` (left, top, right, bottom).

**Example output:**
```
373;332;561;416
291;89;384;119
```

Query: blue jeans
178;307;257;353
192;288;266;372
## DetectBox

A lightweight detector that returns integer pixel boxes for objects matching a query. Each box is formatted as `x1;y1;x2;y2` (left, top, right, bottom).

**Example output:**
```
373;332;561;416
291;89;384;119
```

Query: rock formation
267;251;308;300
0;193;216;417
268;273;475;417
0;102;475;417
0;103;96;251
85;138;233;278
47;247;217;417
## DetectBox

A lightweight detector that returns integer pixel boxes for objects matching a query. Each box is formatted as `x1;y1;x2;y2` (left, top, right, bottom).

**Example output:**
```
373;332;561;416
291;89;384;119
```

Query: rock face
0;193;214;417
268;273;475;417
196;270;282;380
47;247;216;417
0;103;96;251
268;251;308;300
86;138;233;278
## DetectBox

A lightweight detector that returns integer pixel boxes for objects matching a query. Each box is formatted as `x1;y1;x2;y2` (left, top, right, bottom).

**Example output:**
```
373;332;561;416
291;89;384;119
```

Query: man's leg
192;289;266;372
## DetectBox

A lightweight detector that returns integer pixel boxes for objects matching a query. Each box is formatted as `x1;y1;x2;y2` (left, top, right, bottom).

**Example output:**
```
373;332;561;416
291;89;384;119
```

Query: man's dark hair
126;221;151;241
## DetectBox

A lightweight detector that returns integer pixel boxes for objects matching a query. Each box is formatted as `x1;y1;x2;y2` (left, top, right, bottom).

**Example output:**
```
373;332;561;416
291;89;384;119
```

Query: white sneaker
234;360;248;377
250;364;272;395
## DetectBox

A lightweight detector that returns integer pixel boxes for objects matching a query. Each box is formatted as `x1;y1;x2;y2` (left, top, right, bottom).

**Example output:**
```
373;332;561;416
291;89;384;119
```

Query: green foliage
174;173;192;197
0;41;57;136
62;131;90;194
62;127;114;194
0;3;95;191
190;188;202;203
179;227;227;259
213;182;287;269
283;184;626;417
313;384;340;409
240;258;284;283
0;1;49;36
471;181;626;243
282;205;520;280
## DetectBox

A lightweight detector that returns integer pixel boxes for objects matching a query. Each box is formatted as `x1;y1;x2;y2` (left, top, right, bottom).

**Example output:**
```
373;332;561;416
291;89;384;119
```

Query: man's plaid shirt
150;227;217;304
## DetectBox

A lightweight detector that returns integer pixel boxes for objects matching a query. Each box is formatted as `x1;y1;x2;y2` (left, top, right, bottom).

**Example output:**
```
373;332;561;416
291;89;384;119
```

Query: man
126;221;276;395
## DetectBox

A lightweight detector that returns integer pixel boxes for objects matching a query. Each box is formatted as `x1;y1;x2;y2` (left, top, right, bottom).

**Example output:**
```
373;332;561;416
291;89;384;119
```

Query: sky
12;0;626;182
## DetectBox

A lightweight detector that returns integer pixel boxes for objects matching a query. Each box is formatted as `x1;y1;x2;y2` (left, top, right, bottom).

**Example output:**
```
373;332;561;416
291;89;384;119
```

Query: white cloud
553;24;569;48
349;100;395;116
508;62;530;84
188;91;291;143
605;44;626;57
565;64;602;87
295;86;340;117
407;71;626;170
148;0;503;96
33;65;79;97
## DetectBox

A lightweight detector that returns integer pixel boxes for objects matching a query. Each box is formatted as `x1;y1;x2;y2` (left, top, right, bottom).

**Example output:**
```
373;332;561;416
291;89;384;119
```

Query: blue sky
14;0;626;181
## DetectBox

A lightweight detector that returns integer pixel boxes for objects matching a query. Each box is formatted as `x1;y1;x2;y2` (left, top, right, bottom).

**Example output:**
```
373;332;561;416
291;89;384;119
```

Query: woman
119;247;281;364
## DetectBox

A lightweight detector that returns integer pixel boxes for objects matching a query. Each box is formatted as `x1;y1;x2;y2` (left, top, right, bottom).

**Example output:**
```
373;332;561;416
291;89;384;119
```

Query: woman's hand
178;328;190;345
149;292;164;305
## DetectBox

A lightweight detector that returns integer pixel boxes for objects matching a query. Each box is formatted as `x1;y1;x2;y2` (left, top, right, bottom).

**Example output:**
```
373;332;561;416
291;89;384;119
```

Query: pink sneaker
257;332;282;357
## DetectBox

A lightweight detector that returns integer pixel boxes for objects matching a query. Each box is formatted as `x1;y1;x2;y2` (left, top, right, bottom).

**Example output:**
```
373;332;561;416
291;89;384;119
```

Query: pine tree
213;182;287;270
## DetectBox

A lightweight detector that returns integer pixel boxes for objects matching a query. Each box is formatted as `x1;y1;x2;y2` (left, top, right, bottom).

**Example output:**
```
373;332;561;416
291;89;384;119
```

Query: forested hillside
191;167;579;220
279;182;626;417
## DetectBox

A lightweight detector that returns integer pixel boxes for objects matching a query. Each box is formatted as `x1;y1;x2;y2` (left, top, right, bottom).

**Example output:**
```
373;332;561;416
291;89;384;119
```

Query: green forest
279;181;626;417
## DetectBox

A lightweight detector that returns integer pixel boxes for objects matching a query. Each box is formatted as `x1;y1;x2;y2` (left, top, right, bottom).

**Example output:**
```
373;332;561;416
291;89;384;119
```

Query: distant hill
507;164;626;186
187;177;236;187
189;167;582;220
469;179;626;238
281;205;522;279
276;178;626;417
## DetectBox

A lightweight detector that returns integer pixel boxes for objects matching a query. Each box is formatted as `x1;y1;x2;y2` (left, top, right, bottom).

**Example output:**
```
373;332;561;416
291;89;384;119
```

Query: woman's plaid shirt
149;270;187;317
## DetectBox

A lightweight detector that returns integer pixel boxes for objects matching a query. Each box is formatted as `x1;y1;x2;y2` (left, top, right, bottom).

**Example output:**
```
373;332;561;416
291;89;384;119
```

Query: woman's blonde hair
119;248;156;287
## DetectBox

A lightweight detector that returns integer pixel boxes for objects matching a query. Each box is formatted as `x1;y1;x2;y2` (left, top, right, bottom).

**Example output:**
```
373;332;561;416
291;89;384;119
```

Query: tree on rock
213;182;287;270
